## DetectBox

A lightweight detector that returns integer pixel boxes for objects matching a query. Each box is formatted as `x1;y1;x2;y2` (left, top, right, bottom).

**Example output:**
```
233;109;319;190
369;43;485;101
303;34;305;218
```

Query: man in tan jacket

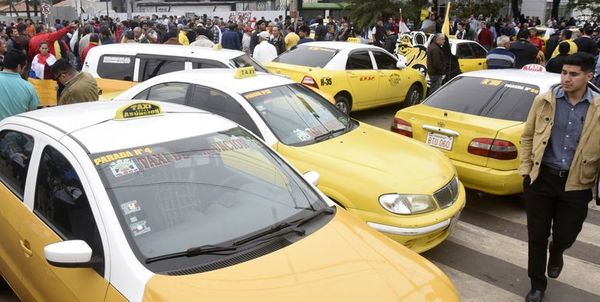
51;58;98;105
520;52;600;302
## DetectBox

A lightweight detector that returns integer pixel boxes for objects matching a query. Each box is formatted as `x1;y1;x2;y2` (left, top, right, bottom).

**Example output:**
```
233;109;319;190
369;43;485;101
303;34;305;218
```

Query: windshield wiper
313;127;347;142
145;207;335;264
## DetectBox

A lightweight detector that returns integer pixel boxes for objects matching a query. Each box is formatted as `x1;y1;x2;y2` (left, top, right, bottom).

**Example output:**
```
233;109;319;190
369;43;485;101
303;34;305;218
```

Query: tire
334;94;351;114
404;84;423;107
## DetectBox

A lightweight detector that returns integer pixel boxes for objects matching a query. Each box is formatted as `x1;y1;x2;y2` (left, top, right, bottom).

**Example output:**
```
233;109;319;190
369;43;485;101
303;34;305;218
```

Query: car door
372;50;407;105
136;55;187;82
470;43;488;70
0;128;36;300
18;141;109;302
345;50;379;109
456;43;476;73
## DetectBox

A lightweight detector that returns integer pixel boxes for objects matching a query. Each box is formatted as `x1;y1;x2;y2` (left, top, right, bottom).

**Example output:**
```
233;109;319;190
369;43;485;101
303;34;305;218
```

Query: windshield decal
293;129;313;142
93;147;154;165
503;83;539;94
244;89;272;100
103;56;131;64
480;79;503;86
110;159;139;178
120;200;152;237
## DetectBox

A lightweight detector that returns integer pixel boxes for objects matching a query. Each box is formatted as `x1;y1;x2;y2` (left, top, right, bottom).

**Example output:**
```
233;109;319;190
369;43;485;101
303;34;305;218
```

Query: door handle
19;239;33;257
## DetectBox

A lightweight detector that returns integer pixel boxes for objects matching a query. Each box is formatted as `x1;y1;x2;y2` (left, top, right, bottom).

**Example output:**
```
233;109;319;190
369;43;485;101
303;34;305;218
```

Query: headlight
378;194;437;215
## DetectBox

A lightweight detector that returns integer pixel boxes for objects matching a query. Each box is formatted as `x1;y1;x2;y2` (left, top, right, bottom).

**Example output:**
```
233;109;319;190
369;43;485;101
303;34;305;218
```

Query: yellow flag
441;2;451;36
420;8;429;21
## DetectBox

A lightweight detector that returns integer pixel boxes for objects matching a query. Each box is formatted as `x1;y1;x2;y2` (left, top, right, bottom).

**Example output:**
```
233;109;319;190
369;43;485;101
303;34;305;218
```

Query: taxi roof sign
347;37;360;43
115;102;163;120
234;67;257;79
521;64;546;72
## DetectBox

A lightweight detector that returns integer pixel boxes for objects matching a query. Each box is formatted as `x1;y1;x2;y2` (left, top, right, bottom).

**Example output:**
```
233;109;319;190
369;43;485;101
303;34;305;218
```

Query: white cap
258;31;270;40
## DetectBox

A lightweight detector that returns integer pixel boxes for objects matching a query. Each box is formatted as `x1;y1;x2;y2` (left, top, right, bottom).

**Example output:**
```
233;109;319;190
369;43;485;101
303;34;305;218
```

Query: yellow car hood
142;210;458;301
278;122;456;194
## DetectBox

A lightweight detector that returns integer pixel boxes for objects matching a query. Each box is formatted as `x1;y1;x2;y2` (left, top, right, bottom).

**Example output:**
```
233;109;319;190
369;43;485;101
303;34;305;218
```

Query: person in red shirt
28;23;74;61
478;22;493;50
529;28;543;51
80;33;99;64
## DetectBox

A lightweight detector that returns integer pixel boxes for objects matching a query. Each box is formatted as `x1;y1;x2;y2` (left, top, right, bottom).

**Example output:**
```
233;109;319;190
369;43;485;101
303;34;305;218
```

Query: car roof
12;101;237;153
132;68;295;95
299;41;382;51
459;69;561;92
87;43;245;60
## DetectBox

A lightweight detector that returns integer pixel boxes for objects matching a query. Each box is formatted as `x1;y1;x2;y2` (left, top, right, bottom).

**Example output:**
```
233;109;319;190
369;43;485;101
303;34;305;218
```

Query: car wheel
334;94;351;114
404;84;423;107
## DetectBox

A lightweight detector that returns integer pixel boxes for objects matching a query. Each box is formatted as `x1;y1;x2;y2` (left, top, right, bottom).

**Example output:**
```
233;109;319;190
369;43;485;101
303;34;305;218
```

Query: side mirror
396;55;407;69
303;171;320;186
44;240;93;268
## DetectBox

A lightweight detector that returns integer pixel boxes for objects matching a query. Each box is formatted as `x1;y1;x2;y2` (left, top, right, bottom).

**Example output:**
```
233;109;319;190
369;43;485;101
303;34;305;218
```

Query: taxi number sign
426;132;453;151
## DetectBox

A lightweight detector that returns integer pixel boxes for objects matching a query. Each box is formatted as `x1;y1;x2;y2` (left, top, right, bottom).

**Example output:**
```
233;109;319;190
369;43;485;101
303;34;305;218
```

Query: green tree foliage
453;1;505;19
348;0;429;30
567;0;600;22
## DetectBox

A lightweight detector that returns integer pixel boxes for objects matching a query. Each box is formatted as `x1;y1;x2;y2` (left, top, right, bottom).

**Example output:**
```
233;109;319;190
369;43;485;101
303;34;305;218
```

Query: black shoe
547;244;564;279
525;289;544;302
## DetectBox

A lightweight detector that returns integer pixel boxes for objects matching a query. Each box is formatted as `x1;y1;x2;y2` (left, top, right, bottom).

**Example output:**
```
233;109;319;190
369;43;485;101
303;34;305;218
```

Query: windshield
230;54;267;72
424;76;541;122
273;45;338;68
243;84;354;146
92;128;326;261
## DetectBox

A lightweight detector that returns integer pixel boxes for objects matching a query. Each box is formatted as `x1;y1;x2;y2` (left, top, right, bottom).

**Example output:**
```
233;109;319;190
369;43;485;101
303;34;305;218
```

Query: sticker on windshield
93;147;153;165
503;83;539;94
130;220;151;236
103;56;131;64
121;200;141;215
293;129;313;141
244;89;272;100
480;79;502;86
110;159;139;177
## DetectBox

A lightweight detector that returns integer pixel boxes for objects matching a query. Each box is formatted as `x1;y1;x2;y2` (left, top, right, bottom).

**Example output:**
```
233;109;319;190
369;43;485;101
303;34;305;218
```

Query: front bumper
346;181;466;254
452;159;522;195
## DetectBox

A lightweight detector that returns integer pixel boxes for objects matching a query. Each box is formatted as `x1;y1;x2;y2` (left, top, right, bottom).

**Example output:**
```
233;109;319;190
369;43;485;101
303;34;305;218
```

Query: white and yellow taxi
116;68;466;253
392;67;560;195
0;100;460;301
263;42;427;114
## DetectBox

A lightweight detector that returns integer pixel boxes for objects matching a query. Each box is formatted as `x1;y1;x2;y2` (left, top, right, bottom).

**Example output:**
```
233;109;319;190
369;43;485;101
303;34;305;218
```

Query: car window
230;54;268;72
189;85;262;138
190;59;228;69
273;45;338;68
346;51;373;70
133;82;189;105
425;76;541;121
456;44;474;59
0;130;34;198
91;128;328;268
243;84;354;146
372;51;397;70
138;57;186;81
481;83;540;121
97;55;135;81
471;44;487;58
34;146;104;275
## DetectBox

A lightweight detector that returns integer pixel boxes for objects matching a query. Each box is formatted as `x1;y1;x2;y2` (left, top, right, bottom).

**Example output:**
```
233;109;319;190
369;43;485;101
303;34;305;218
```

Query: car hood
277;122;457;195
142;209;458;302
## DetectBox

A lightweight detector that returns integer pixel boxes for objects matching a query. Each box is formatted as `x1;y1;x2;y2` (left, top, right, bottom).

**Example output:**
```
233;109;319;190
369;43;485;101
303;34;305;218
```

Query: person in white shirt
252;31;277;64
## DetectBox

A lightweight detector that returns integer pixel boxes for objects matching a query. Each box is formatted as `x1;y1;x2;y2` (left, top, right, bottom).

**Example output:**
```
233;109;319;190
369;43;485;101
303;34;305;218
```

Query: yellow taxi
0;100;460;301
116;68;466;253
263;42;427;114
392;67;560;195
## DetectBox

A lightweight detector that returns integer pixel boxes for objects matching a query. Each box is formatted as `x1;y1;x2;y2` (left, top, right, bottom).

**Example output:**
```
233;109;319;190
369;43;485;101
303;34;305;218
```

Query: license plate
426;132;453;150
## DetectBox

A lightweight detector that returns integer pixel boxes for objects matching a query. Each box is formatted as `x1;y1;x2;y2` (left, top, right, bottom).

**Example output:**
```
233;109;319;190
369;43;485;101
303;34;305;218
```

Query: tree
348;0;429;31
551;0;560;20
511;0;520;19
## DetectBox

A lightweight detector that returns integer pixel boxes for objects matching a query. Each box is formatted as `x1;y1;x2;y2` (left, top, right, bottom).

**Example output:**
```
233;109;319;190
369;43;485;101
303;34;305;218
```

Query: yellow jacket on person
179;31;190;46
519;87;600;191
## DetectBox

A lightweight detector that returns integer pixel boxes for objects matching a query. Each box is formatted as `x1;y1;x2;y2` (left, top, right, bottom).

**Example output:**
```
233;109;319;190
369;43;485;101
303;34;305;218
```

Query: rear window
424;76;541;122
230;54;268;72
97;55;135;81
273;45;338;68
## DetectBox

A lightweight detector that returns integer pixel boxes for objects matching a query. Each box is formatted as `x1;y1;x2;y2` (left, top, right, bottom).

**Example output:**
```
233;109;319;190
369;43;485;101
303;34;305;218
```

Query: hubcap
409;90;420;104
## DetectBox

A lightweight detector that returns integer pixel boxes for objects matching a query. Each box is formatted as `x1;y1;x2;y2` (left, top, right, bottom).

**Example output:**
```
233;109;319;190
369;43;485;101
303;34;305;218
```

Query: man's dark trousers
524;166;592;291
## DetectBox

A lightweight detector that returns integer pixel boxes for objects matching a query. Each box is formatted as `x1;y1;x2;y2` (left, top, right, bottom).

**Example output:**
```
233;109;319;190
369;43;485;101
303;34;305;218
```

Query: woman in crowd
30;41;56;79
